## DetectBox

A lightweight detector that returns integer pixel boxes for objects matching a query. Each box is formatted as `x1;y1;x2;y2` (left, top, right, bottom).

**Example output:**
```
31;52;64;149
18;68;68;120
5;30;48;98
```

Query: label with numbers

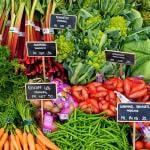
26;42;57;57
105;50;135;65
25;83;57;100
50;14;77;30
117;103;150;122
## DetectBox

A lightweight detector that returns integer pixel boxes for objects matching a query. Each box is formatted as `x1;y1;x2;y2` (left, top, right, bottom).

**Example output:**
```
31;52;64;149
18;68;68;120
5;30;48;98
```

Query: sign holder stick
119;64;123;79
133;122;136;150
41;57;46;127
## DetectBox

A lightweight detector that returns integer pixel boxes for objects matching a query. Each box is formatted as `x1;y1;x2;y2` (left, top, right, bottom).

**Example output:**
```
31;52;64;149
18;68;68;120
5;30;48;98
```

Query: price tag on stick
50;14;77;30
25;83;57;100
105;50;135;79
26;42;57;57
117;103;150;150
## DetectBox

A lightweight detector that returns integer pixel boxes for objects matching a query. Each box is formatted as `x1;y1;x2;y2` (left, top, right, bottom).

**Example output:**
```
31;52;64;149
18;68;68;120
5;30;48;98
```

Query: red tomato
135;141;144;150
145;141;150;149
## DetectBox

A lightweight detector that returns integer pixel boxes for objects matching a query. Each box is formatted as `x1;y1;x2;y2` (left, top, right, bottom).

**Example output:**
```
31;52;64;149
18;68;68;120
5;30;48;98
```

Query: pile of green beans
47;109;132;150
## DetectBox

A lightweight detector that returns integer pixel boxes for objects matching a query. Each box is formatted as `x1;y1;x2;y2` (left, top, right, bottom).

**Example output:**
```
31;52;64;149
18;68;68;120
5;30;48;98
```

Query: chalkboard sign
50;14;77;30
105;50;135;65
26;42;57;57
25;83;57;100
117;103;150;122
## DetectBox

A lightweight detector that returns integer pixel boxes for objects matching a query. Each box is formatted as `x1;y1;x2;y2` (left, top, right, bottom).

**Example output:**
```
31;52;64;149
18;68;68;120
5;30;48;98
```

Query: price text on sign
117;103;150;122
26;42;57;57
50;14;77;30
25;83;57;100
105;50;135;65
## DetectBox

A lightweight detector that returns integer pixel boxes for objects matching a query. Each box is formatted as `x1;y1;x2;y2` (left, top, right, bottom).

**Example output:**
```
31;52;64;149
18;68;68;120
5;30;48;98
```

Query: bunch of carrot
71;77;150;116
0;127;60;150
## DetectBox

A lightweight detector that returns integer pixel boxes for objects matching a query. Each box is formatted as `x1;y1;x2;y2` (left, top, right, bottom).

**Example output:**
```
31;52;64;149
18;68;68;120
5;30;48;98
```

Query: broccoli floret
106;16;128;37
55;34;75;63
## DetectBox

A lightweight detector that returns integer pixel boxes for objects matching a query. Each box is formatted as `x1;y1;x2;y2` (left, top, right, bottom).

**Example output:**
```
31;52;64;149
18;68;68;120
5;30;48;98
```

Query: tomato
145;141;150;149
135;141;144;150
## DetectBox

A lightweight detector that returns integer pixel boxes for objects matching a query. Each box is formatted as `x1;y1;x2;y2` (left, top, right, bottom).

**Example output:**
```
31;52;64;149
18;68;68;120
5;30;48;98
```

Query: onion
51;122;58;132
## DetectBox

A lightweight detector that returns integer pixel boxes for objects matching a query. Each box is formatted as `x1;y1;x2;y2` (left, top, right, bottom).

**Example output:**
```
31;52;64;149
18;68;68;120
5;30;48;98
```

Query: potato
30;100;41;107
43;100;54;111
51;106;61;113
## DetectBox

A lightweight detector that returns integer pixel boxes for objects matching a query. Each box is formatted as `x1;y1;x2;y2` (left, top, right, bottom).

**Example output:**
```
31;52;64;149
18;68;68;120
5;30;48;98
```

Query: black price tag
105;50;135;65
26;42;57;57
50;14;77;30
25;83;57;100
117;103;150;122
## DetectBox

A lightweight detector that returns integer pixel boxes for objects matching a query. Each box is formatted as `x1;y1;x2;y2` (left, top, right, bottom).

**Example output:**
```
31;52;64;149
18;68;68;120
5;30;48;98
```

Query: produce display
0;0;150;150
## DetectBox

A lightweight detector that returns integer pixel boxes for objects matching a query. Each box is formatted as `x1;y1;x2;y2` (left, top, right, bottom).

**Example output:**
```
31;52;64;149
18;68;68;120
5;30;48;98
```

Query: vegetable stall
0;0;150;149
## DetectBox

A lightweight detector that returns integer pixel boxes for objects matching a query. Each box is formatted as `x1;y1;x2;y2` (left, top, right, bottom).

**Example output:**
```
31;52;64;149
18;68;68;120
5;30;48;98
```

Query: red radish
145;141;150;149
129;88;147;99
135;141;144;149
123;79;131;97
81;88;89;100
101;103;109;110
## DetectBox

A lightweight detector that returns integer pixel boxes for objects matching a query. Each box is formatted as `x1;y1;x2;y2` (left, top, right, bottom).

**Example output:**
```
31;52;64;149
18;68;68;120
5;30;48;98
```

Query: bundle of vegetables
47;109;132;150
71;82;117;116
71;77;150;116
0;0;67;81
0;86;60;150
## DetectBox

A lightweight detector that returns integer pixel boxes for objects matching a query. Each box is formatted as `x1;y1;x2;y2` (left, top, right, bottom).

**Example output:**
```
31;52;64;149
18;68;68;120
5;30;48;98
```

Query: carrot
35;144;42;150
129;88;148;99
4;140;9;150
37;134;60;150
15;128;23;146
27;133;35;150
0;132;8;150
10;135;15;150
36;138;48;150
0;128;5;139
23;132;28;150
37;128;44;137
10;134;19;150
15;134;22;150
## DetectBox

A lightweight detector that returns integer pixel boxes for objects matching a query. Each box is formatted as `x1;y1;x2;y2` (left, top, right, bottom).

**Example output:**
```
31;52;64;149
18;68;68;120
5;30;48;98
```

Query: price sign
50;14;77;30
25;83;57;100
117;103;150;122
105;50;135;65
26;42;57;57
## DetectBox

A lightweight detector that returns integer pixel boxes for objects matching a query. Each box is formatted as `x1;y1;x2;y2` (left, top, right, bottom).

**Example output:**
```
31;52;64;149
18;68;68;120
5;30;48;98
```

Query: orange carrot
10;134;19;150
15;128;23;146
0;132;8;150
23;132;28;150
10;135;15;150
15;134;22;150
36;138;48;150
0;128;5;139
27;133;35;150
4;140;9;150
37;134;60;150
35;144;42;150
